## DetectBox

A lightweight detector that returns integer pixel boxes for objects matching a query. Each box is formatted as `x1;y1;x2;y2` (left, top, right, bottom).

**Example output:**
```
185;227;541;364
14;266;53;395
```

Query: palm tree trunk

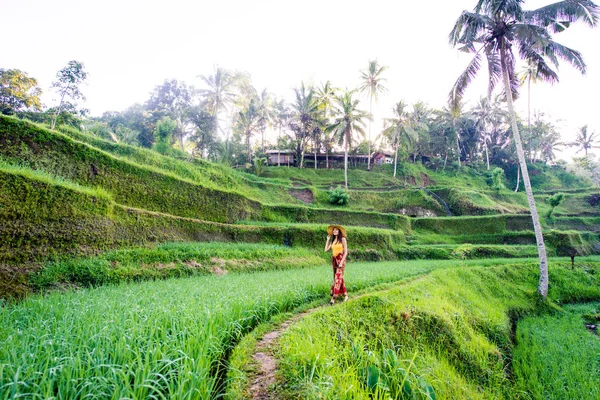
314;134;318;169
443;152;448;170
393;144;398;178
277;126;281;167
50;90;68;130
515;165;520;192
345;129;349;188
501;44;548;299
367;97;372;171
453;119;461;167
485;141;490;170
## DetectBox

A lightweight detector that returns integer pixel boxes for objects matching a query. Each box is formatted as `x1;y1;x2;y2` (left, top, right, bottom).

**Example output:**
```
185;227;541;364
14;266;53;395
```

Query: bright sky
4;0;599;160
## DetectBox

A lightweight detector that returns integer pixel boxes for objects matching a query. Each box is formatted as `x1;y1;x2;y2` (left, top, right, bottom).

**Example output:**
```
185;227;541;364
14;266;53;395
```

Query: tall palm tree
450;0;599;299
272;98;290;166
236;99;260;164
358;60;388;171
291;82;320;168
568;125;600;155
198;66;236;156
472;96;507;170
518;61;543;162
382;101;417;178
442;100;466;167
256;89;274;153
327;90;370;188
316;81;339;169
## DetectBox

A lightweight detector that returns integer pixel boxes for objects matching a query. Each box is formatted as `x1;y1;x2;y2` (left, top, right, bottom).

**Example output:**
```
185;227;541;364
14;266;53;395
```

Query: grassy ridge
274;259;600;399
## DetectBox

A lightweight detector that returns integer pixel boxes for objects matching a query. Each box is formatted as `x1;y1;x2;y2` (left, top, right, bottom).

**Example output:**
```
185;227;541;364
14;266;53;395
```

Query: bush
328;186;349;205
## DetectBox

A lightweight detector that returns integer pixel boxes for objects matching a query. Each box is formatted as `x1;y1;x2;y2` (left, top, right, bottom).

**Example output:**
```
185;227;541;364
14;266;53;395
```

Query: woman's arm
341;237;348;264
324;235;332;252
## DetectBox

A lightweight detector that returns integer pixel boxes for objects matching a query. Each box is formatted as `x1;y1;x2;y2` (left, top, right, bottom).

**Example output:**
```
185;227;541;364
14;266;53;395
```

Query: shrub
328;186;349;206
546;193;565;219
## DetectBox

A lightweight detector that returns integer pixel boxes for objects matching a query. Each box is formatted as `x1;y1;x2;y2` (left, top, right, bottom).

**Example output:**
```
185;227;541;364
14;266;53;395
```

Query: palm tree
518;61;544;162
358;60;388;171
316;81;339;169
382;101;417;178
441;100;466;167
198;66;236;156
450;0;599;299
290;82;320;168
236;99;260;164
568;125;600;155
272;98;291;166
328;90;370;188
256;89;274;153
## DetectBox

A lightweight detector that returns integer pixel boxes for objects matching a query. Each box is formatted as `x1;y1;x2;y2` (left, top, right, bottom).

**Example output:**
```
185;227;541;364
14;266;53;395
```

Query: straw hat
327;225;347;238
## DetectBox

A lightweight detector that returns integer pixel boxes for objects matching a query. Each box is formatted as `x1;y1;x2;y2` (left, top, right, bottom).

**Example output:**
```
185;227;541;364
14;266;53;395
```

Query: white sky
4;0;599;160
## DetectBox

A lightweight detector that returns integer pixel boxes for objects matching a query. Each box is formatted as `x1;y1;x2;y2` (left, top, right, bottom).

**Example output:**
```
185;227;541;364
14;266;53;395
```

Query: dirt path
247;306;321;399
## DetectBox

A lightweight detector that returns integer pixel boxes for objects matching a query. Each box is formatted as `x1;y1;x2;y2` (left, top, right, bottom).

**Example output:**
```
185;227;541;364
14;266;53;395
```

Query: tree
153;116;177;155
316;81;339;169
50;60;87;130
382;101;416;177
518;61;543;162
146;79;193;151
290;82;320;168
0;69;42;115
272;98;292;166
449;0;599;299
235;99;260;164
546;192;565;219
188;104;217;160
358;60;388;170
327;90;370;188
567;125;599;155
199;66;237;156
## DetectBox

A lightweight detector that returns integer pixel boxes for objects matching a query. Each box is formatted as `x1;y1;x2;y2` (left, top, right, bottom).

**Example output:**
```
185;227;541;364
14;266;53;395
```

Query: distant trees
0;69;42;115
50;60;88;129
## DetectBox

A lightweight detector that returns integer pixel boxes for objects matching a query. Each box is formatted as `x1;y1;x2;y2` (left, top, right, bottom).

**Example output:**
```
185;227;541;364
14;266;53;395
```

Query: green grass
512;301;600;399
29;242;326;291
274;258;600;399
0;258;487;399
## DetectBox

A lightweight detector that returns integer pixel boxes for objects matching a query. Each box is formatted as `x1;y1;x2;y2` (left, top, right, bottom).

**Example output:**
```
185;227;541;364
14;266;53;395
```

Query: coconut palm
327;90;370;188
235;99;260;164
198;66;236;156
290;82;320;168
449;0;599;299
358;60;388;170
316;81;339;169
382;101;417;178
568;125;600;155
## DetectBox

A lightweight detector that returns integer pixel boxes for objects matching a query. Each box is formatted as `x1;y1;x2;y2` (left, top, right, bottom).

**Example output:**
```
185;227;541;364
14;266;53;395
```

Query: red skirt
331;253;347;297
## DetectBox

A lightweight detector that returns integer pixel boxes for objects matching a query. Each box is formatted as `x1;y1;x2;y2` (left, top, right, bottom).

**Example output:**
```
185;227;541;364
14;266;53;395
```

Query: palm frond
546;41;587;74
525;0;599;30
449;11;491;46
484;43;502;98
449;52;482;109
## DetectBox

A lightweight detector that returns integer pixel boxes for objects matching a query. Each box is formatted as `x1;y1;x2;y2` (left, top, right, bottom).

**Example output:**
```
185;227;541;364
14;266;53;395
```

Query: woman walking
324;225;348;304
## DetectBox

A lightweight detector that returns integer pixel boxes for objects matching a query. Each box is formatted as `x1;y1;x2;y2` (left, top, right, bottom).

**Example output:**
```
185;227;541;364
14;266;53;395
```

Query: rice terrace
2;0;600;399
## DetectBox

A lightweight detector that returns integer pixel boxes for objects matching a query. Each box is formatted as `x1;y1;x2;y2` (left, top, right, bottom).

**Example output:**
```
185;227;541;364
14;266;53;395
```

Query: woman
324;225;348;304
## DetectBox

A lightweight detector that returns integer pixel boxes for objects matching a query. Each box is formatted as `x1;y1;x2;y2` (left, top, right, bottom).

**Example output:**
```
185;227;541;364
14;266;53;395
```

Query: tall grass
0;257;490;399
512;301;600;399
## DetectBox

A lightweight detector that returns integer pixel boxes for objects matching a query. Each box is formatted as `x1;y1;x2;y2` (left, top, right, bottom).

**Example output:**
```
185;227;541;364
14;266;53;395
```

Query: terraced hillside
1;115;599;297
2;116;600;399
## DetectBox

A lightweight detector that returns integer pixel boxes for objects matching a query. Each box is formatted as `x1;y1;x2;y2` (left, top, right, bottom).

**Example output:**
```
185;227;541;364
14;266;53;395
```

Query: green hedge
394;244;542;260
412;214;533;235
263;205;412;232
0;116;263;223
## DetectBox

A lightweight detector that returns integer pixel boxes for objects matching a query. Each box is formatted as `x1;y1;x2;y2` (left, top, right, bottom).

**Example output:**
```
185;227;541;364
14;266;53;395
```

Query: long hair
332;231;342;244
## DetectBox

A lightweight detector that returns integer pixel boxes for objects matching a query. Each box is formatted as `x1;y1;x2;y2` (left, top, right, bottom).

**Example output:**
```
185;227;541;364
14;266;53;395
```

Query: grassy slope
274;259;600;399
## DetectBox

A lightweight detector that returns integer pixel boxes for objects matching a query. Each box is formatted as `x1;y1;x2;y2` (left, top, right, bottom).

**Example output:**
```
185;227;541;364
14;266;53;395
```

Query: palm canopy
568;125;600;155
327;90;370;148
198;66;236;116
358;60;388;102
449;0;599;107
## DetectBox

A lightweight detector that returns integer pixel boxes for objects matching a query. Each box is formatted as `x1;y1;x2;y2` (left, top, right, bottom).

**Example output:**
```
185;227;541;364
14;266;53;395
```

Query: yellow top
332;241;344;257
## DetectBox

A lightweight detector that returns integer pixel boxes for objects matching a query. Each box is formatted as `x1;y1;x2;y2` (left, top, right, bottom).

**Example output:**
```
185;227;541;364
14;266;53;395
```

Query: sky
4;0;599;161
